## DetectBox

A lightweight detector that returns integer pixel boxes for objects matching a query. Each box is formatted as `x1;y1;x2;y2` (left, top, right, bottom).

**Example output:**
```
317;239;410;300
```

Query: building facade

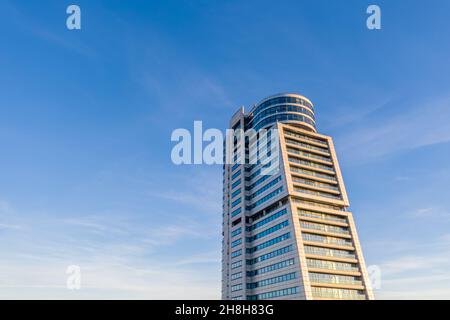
221;93;374;300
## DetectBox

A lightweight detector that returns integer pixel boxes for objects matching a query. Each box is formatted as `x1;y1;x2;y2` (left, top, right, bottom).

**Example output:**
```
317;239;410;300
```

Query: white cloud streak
334;96;450;163
369;234;450;299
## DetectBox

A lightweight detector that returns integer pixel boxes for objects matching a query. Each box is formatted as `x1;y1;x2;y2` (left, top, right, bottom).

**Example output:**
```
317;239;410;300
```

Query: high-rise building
221;93;374;300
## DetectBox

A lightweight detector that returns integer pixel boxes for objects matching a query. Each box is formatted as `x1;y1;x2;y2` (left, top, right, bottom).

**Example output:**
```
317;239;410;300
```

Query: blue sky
1;0;450;299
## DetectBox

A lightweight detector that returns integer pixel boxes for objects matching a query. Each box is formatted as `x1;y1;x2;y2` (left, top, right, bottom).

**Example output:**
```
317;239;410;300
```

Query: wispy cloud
377;253;450;299
379;254;450;276
368;234;450;299
0;255;220;299
334;96;450;163
174;251;220;266
148;169;222;214
393;175;411;182
0;194;220;299
0;223;22;231
150;190;220;214
3;1;97;58
139;69;235;127
59;211;216;249
0;199;13;215
61;217;129;236
321;96;392;130
409;207;450;220
0;198;24;231
140;220;215;247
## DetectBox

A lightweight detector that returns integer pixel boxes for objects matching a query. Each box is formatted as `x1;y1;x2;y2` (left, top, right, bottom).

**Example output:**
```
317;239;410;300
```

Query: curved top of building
246;93;316;133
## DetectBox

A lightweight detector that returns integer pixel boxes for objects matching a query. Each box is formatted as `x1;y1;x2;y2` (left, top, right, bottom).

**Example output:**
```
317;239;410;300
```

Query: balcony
285;137;330;154
287;147;332;163
306;259;359;272
299;210;347;224
311;287;366;300
295;188;342;201
290;166;337;182
302;233;353;247
288;157;335;173
292;177;339;192
284;131;328;146
304;246;356;260
293;198;345;212
309;273;363;286
301;221;350;235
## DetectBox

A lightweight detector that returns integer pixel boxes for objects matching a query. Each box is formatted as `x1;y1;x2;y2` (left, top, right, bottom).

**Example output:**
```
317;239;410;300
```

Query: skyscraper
221;93;374;300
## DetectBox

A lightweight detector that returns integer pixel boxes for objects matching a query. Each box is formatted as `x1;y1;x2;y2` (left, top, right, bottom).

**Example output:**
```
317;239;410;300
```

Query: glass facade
247;287;299;300
247;272;297;289
246;233;291;254
246;220;289;242
246;245;293;265
247;208;287;231
247;258;295;277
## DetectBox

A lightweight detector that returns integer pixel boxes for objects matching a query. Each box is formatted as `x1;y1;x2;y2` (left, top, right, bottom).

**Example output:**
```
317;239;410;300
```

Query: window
285;137;329;154
250;96;314;121
231;249;242;258
298;209;347;223
254;114;315;131
231;228;242;238
300;221;349;235
292;177;337;191
247;287;298;300
232;179;241;189
293;198;344;211
309;272;361;286
295;187;342;200
231;238;242;248
246;187;283;210
247;220;289;242
246;163;272;181
247;245;293;265
287;148;331;163
251;105;315;127
247;209;287;231
231;217;242;227
290;166;336;182
246;174;273;191
284;130;327;146
231;260;242;269
302;233;352;247
311;287;365;300
247;272;296;289
231;189;241;199
249;199;288;223
246;233;290;254
247;258;295;277
231;272;242;280
288;156;334;172
231;207;241;217
248;177;282;200
304;245;355;259
306;258;358;272
231;284;243;292
231;198;241;208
